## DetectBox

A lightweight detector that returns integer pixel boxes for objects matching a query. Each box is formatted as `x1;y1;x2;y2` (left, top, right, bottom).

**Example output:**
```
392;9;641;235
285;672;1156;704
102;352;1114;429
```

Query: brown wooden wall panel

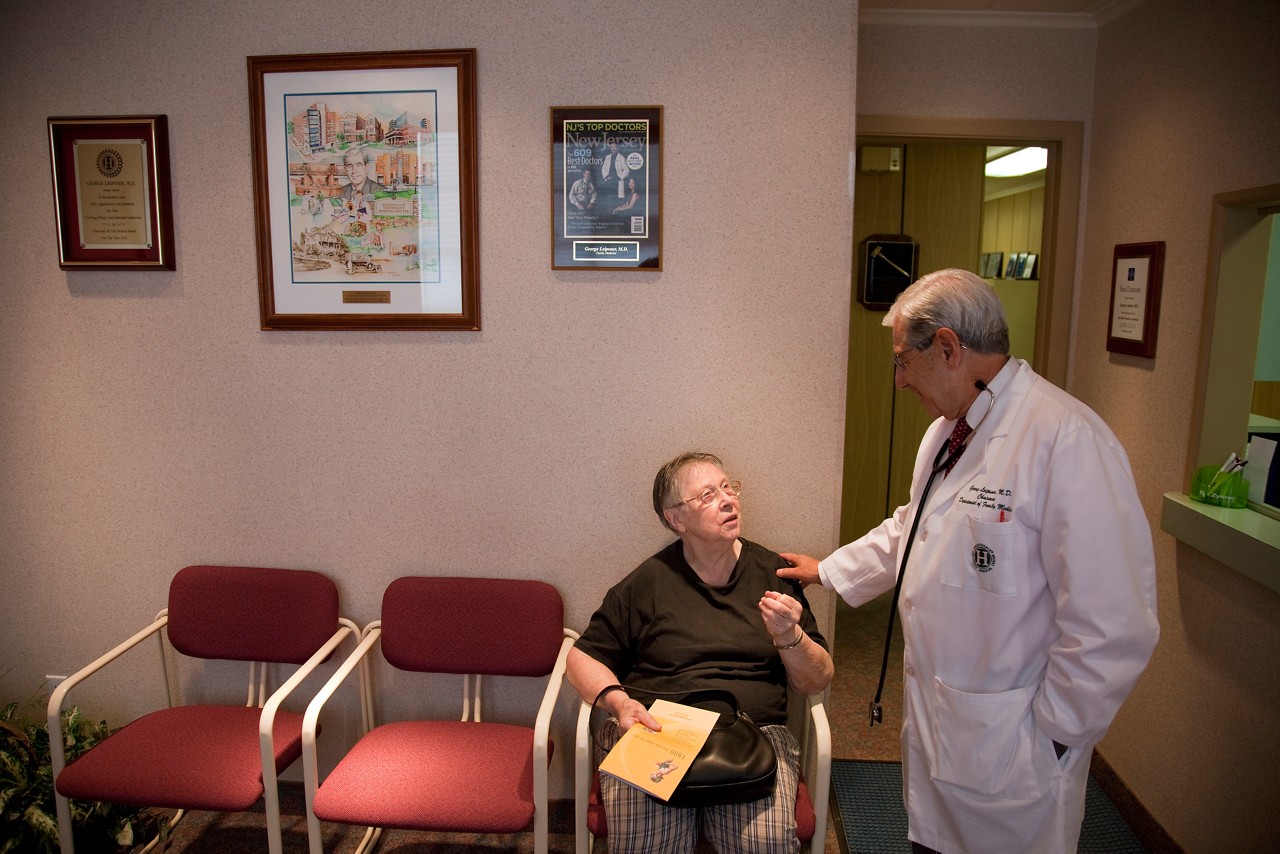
842;143;985;537
888;144;985;509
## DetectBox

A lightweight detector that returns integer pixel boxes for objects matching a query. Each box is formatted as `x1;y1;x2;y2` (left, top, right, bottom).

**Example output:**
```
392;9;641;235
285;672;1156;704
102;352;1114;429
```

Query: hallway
828;591;904;762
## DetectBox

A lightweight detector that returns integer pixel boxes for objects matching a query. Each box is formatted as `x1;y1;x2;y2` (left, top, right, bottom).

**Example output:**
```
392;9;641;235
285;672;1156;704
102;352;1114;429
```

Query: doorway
840;117;1082;541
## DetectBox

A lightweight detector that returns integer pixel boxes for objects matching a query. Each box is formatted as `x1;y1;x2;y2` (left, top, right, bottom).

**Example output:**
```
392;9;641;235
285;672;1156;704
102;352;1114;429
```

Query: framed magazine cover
550;106;662;271
248;49;479;330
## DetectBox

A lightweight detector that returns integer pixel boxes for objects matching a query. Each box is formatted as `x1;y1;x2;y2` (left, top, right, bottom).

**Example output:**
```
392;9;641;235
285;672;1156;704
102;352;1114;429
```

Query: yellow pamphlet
598;699;720;801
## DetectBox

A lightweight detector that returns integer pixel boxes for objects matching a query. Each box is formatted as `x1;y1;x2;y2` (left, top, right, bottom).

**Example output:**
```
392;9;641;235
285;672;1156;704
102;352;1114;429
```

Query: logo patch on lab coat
970;542;996;573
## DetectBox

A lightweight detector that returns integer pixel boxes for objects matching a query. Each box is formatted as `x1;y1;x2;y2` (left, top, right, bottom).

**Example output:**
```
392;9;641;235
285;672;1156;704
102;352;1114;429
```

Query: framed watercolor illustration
550;105;662;271
248;49;479;330
1106;241;1165;357
47;115;176;270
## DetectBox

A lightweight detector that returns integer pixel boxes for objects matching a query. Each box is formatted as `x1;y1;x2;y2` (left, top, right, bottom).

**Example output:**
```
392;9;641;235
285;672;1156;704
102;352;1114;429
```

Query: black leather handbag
594;685;778;807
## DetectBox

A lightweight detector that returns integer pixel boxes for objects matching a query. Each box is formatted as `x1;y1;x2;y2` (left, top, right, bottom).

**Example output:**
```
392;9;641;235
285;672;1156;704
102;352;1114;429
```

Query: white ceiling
861;0;1149;27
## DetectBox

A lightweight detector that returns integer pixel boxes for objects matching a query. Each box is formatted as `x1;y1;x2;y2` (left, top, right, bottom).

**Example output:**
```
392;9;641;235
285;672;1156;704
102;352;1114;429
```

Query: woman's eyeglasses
670;480;742;509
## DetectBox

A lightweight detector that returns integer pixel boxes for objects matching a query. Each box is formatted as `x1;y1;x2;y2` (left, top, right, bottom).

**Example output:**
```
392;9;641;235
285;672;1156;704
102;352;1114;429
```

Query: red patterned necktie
945;417;972;476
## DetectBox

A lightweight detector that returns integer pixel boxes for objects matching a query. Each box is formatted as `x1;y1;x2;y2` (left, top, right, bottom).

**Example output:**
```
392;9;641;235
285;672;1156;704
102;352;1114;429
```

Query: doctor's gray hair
883;268;1010;355
653;452;724;531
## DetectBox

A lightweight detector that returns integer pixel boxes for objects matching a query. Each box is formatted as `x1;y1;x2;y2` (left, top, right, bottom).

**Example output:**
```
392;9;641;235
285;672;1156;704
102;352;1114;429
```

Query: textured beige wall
1078;1;1280;849
0;0;854;792
856;19;1098;122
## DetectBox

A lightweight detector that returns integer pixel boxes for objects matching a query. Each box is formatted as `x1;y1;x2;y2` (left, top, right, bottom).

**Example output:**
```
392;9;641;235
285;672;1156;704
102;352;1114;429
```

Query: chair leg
534;806;548;854
306;810;325;854
136;810;186;853
264;777;283;854
55;791;75;854
353;826;382;854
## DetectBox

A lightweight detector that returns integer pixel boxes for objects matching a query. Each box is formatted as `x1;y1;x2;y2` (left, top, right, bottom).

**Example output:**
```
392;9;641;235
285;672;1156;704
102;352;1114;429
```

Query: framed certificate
248;49;479;330
1106;241;1165;357
551;106;662;271
47;115;176;270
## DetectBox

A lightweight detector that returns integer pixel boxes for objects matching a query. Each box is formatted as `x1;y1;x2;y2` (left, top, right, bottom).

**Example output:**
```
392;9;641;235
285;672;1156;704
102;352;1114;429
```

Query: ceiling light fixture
985;147;1048;177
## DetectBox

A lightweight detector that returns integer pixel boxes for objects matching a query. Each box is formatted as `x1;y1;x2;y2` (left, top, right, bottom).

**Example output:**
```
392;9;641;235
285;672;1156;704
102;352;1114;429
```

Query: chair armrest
804;693;831;854
533;630;579;763
300;624;382;802
530;630;579;854
46;614;170;782
259;621;356;775
575;697;595;854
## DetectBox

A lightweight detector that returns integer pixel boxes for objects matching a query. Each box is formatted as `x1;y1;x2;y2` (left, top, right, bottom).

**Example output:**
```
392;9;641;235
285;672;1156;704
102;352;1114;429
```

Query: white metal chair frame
573;691;831;854
301;621;580;854
47;607;359;854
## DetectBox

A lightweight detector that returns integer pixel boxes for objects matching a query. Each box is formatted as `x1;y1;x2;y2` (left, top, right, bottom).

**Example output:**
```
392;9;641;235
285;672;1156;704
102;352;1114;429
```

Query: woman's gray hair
652;452;724;531
883;268;1010;355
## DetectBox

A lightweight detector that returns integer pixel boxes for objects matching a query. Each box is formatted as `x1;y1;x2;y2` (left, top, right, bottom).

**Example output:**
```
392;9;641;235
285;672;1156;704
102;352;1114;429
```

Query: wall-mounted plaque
47;115;176;270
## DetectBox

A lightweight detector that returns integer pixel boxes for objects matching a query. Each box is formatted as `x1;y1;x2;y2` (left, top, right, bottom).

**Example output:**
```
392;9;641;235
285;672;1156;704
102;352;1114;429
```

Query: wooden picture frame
550;105;663;270
47;115;176;270
1020;253;1038;280
1106;241;1165;357
248;49;479;330
980;251;1003;278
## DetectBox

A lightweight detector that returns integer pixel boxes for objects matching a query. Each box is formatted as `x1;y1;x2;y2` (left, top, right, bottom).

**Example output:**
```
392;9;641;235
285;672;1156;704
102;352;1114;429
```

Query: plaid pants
597;719;801;854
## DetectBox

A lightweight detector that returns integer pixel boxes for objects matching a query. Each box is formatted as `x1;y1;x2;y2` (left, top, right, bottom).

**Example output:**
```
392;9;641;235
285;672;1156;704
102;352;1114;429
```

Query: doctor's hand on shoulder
776;553;821;587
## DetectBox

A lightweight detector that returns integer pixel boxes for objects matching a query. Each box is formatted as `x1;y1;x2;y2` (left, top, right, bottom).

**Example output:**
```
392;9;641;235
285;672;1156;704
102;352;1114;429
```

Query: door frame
855;115;1084;386
839;117;1084;542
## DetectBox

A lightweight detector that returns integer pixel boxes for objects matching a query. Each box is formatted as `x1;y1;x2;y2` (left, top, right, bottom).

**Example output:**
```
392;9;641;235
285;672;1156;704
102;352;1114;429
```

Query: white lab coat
820;358;1158;854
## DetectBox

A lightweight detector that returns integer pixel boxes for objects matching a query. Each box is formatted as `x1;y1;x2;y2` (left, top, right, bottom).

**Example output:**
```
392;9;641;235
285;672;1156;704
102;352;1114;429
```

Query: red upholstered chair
574;692;831;854
47;565;358;854
302;576;577;854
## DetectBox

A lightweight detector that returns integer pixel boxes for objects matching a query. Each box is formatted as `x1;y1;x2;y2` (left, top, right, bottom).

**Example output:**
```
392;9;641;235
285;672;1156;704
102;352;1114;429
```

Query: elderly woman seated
567;451;834;854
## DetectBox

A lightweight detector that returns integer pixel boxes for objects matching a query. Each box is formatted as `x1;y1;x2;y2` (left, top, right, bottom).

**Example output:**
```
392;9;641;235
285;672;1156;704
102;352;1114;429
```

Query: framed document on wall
1106;241;1165;358
550;105;663;271
47;115;176;270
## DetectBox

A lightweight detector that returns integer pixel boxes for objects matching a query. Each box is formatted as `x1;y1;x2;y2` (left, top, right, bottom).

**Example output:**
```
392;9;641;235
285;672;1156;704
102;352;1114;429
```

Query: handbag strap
592;684;743;714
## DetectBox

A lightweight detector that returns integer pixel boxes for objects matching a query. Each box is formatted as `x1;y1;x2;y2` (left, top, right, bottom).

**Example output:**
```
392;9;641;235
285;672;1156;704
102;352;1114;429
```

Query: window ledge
1161;492;1280;595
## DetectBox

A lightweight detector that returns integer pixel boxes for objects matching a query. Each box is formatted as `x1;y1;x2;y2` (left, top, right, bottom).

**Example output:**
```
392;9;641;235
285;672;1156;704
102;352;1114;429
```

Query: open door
839;118;1083;542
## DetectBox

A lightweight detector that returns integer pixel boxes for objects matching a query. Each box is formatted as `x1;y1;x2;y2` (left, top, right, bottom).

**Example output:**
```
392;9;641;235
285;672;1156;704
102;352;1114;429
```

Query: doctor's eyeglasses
892;333;936;370
670;480;742;510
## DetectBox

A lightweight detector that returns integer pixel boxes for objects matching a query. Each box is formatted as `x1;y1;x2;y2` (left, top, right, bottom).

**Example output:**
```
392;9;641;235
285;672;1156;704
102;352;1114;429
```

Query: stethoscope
868;379;996;727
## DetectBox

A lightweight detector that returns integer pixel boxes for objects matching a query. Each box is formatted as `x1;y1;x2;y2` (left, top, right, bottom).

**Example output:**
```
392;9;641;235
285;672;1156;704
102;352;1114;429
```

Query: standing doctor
779;269;1159;853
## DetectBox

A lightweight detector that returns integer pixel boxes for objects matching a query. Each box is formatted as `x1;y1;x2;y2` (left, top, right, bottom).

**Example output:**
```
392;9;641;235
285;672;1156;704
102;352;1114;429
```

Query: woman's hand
612;695;661;733
759;590;834;694
568;649;663;732
758;590;803;648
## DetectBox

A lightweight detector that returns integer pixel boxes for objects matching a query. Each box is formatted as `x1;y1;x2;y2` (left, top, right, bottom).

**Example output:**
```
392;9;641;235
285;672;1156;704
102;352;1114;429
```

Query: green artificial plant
0;695;161;853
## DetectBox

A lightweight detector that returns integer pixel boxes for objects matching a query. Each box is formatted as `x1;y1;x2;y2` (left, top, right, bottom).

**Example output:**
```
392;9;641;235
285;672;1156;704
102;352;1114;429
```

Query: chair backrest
166;565;340;663
380;576;564;676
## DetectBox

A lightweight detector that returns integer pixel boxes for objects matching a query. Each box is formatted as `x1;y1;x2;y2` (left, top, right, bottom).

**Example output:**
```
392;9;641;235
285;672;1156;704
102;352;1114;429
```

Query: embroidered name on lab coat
956;483;1013;515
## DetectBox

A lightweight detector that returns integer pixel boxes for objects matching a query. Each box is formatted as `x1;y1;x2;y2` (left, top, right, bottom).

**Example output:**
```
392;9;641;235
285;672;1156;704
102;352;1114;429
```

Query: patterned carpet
831;759;1148;853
